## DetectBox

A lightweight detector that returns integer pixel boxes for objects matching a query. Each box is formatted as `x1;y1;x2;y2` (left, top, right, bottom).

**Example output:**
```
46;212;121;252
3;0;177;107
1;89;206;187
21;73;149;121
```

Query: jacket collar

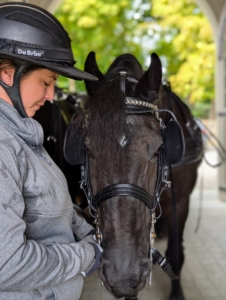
0;99;44;147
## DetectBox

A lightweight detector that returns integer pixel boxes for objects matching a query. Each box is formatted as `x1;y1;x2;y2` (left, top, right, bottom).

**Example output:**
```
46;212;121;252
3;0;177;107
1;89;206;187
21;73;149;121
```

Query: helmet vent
5;12;61;42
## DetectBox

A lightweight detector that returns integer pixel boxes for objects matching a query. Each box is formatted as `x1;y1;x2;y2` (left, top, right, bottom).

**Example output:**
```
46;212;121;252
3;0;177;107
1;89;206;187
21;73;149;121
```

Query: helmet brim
0;52;98;81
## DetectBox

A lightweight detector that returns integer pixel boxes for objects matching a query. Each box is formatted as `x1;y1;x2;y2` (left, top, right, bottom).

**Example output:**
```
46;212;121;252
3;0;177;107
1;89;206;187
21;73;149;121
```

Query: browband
125;98;158;110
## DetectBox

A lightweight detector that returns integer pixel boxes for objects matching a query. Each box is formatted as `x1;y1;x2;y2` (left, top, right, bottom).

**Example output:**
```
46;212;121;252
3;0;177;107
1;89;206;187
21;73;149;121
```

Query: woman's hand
80;233;103;277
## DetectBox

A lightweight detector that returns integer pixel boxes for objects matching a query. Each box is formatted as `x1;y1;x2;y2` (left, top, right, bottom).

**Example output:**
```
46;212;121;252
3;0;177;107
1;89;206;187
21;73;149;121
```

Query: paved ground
80;149;226;300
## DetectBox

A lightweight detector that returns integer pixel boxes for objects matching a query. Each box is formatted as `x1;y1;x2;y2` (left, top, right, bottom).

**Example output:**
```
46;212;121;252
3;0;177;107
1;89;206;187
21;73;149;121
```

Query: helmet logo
15;46;44;58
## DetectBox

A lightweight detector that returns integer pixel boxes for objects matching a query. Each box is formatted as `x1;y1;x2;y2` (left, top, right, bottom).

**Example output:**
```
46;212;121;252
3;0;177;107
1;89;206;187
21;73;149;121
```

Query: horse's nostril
98;263;106;282
143;268;149;278
99;258;150;298
111;286;138;299
140;261;151;282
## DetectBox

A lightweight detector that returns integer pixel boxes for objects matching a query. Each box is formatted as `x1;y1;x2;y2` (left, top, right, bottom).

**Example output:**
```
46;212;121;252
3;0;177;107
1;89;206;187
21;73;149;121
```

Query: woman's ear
0;67;15;86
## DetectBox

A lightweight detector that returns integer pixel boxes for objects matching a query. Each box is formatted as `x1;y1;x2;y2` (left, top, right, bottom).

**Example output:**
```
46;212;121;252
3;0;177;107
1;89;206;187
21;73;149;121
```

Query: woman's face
20;68;58;117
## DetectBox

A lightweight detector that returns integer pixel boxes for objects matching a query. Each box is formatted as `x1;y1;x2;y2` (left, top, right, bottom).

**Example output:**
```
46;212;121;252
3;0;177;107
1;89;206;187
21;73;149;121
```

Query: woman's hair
0;59;42;76
0;59;17;71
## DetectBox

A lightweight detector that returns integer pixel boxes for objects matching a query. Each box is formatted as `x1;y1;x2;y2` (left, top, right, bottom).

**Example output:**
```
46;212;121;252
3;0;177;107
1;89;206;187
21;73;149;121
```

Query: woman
0;2;101;300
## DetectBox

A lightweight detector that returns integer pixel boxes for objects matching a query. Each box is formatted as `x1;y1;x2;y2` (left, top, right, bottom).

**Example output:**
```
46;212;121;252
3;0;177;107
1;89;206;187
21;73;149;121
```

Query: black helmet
0;2;97;117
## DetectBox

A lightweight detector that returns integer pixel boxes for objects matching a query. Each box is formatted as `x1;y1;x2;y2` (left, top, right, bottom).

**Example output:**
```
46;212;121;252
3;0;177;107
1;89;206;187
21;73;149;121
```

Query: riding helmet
0;2;97;117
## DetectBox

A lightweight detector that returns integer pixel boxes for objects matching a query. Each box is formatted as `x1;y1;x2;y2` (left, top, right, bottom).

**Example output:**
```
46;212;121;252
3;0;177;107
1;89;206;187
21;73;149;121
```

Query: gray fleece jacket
0;99;95;300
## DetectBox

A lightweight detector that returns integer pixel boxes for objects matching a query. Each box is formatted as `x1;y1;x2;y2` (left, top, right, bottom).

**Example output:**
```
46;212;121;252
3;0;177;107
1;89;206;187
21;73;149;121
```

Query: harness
75;83;185;216
64;72;187;281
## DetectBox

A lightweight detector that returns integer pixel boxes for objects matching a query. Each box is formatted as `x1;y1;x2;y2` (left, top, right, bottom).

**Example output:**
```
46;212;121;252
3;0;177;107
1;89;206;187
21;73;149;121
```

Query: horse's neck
154;87;173;123
158;87;172;109
156;86;202;145
156;86;191;126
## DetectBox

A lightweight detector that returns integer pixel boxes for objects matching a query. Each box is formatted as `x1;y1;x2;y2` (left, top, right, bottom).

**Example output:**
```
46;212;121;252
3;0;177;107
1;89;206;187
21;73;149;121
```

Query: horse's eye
149;150;159;164
87;150;95;159
89;153;95;159
154;151;160;157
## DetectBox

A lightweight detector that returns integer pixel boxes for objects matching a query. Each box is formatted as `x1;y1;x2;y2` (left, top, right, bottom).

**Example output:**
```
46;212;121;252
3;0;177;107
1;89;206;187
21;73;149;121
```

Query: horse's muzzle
99;259;150;298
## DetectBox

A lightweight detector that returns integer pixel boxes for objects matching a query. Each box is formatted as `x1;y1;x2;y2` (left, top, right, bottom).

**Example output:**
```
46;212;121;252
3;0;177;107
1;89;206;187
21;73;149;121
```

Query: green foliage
149;0;215;117
55;0;148;91
54;0;215;117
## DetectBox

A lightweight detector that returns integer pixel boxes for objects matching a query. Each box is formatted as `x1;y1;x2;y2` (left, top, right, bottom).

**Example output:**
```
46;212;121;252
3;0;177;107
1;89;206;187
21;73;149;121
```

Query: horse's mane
161;83;195;124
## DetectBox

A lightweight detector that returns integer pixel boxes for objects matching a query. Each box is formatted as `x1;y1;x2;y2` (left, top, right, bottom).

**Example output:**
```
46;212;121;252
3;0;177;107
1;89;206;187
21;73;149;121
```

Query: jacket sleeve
72;206;95;240
0;142;95;292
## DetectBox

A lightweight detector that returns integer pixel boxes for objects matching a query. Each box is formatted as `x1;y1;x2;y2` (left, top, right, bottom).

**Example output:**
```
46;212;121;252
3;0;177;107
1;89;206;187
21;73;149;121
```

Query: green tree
149;0;215;117
54;0;149;91
55;0;215;117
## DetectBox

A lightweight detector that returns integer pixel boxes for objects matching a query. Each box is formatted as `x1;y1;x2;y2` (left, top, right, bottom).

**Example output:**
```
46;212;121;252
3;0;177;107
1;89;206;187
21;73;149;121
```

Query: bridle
80;72;180;218
76;71;183;281
80;97;170;217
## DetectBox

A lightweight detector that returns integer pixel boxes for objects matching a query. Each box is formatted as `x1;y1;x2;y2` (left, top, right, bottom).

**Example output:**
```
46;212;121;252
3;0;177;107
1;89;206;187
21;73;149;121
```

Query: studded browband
124;98;160;120
125;97;158;109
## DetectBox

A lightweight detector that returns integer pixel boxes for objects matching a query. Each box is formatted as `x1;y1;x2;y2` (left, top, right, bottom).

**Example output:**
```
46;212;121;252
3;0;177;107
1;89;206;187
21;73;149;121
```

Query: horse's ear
135;53;162;100
84;51;105;96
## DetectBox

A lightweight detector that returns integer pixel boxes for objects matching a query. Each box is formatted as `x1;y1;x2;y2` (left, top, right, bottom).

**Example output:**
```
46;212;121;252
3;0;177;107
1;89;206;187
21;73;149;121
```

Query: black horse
65;52;203;300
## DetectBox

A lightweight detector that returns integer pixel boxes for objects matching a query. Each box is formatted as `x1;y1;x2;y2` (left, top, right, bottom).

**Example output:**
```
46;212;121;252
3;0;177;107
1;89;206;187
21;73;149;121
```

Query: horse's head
81;52;164;298
63;52;183;297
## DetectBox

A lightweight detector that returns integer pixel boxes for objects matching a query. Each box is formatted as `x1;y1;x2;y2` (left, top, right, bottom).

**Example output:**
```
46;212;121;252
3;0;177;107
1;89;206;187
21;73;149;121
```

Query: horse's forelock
83;55;145;171
85;76;129;171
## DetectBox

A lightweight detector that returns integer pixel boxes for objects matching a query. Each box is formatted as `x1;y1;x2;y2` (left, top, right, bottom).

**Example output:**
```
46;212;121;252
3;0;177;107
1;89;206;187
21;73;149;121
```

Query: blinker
63;113;86;166
161;119;185;165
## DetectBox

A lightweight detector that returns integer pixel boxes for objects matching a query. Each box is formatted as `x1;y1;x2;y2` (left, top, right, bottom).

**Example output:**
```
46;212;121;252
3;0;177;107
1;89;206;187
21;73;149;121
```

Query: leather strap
151;247;178;280
93;183;155;211
0;60;30;117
